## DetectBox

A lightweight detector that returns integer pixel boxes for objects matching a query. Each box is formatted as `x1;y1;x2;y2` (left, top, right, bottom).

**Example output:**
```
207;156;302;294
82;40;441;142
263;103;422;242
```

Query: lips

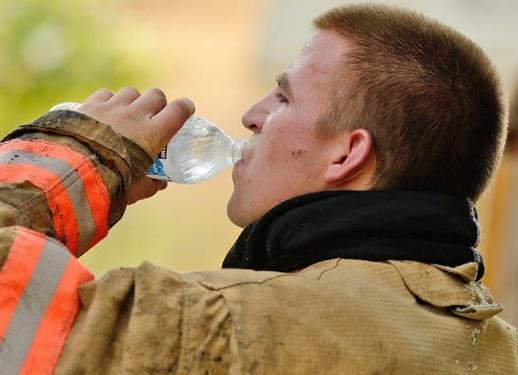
240;138;256;163
232;159;243;183
232;145;248;182
236;143;251;165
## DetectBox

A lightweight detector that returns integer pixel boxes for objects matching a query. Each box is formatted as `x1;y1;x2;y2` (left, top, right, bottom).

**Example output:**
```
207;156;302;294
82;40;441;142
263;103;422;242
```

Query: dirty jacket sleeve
0;110;170;374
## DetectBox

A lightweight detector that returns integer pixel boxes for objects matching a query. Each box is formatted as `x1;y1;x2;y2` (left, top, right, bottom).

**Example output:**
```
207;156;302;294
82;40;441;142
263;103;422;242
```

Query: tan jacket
0;112;516;374
54;258;517;374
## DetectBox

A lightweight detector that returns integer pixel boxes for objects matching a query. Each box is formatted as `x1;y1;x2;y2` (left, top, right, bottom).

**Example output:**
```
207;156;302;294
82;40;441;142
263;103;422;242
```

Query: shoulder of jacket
178;259;346;291
389;260;503;320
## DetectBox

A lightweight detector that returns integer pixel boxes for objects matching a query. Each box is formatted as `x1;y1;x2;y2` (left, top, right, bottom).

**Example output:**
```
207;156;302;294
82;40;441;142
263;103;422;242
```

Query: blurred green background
1;0;518;324
0;0;153;126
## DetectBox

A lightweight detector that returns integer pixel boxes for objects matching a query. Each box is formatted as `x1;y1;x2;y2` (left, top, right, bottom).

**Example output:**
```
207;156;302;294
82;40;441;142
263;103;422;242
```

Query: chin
227;212;249;228
226;195;248;228
227;197;264;228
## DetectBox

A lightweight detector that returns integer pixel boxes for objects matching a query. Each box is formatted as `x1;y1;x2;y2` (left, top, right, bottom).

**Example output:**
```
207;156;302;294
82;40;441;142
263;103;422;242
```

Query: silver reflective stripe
0;238;69;375
0;150;97;253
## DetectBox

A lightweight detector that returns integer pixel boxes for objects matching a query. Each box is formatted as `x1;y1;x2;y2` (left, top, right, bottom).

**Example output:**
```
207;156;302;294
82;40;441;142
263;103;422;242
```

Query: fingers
82;88;114;105
151;97;195;145
107;87;141;106
130;88;168;116
72;86;196;159
127;177;168;205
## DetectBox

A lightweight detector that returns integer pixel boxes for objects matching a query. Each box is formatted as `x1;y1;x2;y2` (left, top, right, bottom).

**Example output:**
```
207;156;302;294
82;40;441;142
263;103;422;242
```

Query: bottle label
146;146;171;181
146;159;171;181
146;146;172;181
147;159;163;174
158;146;167;159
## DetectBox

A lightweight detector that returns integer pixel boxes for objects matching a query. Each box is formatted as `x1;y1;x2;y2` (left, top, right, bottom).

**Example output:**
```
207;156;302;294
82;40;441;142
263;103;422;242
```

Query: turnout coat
0;111;516;374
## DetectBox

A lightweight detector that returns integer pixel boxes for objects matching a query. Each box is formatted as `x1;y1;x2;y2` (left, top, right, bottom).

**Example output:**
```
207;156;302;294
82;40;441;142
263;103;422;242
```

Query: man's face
228;31;350;227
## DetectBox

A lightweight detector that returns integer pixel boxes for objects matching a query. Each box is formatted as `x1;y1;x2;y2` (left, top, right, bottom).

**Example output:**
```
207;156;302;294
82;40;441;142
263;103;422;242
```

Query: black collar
222;190;484;280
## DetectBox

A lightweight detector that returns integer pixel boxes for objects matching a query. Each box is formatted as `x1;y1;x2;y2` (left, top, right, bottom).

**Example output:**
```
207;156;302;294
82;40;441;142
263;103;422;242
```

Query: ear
324;129;374;185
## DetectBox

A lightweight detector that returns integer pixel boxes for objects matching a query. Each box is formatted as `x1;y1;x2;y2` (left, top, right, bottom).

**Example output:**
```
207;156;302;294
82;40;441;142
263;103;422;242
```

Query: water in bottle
146;116;244;183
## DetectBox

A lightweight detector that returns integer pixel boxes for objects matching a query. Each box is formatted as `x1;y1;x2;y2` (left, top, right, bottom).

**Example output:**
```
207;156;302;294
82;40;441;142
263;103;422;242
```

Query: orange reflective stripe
0;164;79;253
0;139;110;253
19;248;93;375
0;230;45;338
0;139;109;247
0;227;93;375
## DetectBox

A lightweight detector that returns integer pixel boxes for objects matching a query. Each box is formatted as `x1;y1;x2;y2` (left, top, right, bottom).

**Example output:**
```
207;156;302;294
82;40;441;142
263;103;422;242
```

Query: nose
241;95;270;134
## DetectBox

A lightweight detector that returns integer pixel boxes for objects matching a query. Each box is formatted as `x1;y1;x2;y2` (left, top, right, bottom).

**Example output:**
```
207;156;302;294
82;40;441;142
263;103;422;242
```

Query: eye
275;92;289;104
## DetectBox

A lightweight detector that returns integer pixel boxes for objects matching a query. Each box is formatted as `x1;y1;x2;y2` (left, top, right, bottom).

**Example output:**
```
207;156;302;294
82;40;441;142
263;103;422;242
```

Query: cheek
289;148;309;160
263;126;304;161
256;143;312;195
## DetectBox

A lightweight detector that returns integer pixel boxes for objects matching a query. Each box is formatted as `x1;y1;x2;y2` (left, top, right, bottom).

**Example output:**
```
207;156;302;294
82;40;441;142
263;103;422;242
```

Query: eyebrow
275;72;293;99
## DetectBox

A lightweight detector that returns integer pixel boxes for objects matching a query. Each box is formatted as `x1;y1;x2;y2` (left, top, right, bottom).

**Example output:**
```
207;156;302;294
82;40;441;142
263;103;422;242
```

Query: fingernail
178;97;195;115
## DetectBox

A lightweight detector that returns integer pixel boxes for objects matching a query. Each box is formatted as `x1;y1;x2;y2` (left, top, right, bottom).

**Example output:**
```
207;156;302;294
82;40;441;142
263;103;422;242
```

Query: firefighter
0;5;516;374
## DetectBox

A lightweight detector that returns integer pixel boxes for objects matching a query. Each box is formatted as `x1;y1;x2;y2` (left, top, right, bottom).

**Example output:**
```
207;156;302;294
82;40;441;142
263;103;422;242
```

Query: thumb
150;97;195;153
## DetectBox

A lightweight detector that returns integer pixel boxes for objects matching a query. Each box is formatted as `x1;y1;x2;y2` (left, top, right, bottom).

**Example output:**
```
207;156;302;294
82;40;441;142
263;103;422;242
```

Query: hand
127;176;168;205
77;87;194;157
76;87;195;204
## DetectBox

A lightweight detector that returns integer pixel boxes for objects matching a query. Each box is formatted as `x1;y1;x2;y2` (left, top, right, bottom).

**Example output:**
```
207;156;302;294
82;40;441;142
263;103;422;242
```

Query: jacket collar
223;190;484;280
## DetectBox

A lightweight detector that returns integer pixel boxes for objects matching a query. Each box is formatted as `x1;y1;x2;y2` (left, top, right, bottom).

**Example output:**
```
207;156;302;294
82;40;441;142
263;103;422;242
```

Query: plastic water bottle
146;116;245;183
49;102;245;184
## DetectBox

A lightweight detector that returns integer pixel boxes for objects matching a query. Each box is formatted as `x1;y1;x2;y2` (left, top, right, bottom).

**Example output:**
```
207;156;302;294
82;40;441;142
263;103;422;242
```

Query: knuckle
170;98;193;116
98;88;113;95
148;88;167;103
122;86;140;96
86;88;113;104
